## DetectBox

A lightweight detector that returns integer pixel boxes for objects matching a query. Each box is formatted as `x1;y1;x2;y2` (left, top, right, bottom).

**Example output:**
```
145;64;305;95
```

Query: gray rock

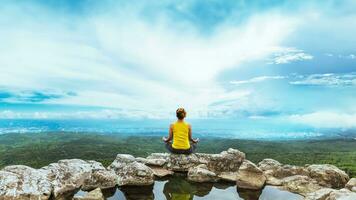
82;161;117;191
73;188;104;200
307;164;349;188
109;154;154;186
187;164;217;182
146;148;245;174
258;159;283;171
135;157;148;164
281;175;323;195
218;172;239;182
236;160;266;190
345;178;356;192
40;159;93;199
328;189;356;200
146;158;166;166
149;166;174;177
305;188;336;200
0;165;52;200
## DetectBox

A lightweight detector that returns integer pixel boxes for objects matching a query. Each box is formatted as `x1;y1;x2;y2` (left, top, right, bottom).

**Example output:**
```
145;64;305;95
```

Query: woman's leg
165;142;174;153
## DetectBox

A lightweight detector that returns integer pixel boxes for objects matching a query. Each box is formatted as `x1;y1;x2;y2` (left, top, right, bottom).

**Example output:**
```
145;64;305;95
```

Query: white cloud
338;54;356;59
289;111;356;128
269;48;313;64
230;76;286;85
0;2;299;118
290;73;356;86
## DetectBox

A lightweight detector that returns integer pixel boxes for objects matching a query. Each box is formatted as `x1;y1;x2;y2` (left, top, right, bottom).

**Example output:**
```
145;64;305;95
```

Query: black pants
165;142;196;154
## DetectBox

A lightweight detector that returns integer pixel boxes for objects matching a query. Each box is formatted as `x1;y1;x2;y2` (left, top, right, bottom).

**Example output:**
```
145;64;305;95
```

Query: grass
0;132;355;177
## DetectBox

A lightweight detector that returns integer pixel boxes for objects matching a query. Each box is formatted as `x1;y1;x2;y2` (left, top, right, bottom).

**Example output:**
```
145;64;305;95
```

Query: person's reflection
163;175;214;200
163;175;194;200
120;185;154;200
236;187;262;200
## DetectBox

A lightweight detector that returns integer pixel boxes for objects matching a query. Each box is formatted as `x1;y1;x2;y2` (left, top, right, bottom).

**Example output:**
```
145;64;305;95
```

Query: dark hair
176;108;186;120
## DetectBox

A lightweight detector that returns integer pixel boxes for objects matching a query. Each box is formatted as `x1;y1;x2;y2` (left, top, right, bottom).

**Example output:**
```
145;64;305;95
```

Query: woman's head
176;108;186;120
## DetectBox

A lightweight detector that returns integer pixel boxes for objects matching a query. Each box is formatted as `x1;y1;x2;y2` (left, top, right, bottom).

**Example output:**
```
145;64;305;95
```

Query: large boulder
258;159;308;179
328;189;356;200
187;164;217;182
0;165;52;200
236;160;266;190
307;164;349;188
81;161;117;191
305;188;337;200
40;159;116;199
146;148;245;174
281;175;323;195
108;154;154;186
197;148;245;173
149;166;174;177
258;159;283;171
345;178;356;192
40;159;93;199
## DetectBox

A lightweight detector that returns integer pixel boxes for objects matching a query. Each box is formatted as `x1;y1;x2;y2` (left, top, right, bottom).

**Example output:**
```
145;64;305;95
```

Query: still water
76;174;303;200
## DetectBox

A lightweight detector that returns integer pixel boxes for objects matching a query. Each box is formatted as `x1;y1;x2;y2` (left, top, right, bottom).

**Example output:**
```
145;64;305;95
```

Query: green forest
0;132;355;177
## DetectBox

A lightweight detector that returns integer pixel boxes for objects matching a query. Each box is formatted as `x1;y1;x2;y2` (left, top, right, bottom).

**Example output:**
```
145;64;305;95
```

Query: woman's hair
176;108;186;120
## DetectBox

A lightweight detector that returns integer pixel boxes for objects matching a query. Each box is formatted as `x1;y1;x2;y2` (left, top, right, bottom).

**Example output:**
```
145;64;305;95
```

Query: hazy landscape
1;131;355;177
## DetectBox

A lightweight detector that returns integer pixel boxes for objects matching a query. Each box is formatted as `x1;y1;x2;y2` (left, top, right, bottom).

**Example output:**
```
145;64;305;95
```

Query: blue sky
0;0;356;129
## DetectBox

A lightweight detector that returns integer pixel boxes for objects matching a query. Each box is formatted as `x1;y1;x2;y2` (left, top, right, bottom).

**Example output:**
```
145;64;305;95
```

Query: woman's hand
192;138;199;143
162;136;168;143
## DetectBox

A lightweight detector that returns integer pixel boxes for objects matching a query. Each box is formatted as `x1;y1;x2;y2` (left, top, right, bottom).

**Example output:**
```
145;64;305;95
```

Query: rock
198;148;245;173
149;166;174;177
146;148;245;173
345;178;356;192
258;159;283;171
258;159;308;180
166;153;201;171
275;164;309;178
146;158;166;166
307;164;349;188
40;159;93;198
0;165;52;200
265;175;283;186
187;164;217;182
109;154;154;186
218;172;239;182
305;188;337;200
39;159;116;199
328;189;356;200
135;157;148;164
236;160;266;190
281;175;323;195
73;188;104;200
82;161;117;191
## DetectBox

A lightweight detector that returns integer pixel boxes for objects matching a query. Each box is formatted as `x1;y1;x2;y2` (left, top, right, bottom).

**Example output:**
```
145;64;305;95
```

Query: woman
162;108;199;154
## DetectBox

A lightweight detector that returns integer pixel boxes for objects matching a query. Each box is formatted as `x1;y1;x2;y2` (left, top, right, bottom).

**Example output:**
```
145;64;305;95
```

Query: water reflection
99;174;303;200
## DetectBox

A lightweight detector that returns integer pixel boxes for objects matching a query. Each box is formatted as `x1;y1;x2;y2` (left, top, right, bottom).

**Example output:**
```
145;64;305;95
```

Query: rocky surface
235;160;266;190
187;164;217;182
0;165;52;200
73;188;104;200
281;175;323;195
307;164;349;189
108;154;154;186
345;178;356;192
257;158;351;194
0;148;354;200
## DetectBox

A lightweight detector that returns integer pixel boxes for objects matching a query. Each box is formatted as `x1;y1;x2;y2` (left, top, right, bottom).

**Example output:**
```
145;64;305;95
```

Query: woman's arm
188;124;199;143
163;124;173;143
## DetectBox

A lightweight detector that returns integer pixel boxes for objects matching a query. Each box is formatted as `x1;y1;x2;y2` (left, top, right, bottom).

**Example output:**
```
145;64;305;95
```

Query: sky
0;0;355;130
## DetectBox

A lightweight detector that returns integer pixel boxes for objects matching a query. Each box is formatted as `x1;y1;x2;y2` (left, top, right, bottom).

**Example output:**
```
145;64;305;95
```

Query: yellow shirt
172;121;190;150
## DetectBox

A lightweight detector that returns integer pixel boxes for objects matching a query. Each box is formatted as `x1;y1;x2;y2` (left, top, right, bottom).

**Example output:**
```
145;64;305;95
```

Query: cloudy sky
0;0;355;129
